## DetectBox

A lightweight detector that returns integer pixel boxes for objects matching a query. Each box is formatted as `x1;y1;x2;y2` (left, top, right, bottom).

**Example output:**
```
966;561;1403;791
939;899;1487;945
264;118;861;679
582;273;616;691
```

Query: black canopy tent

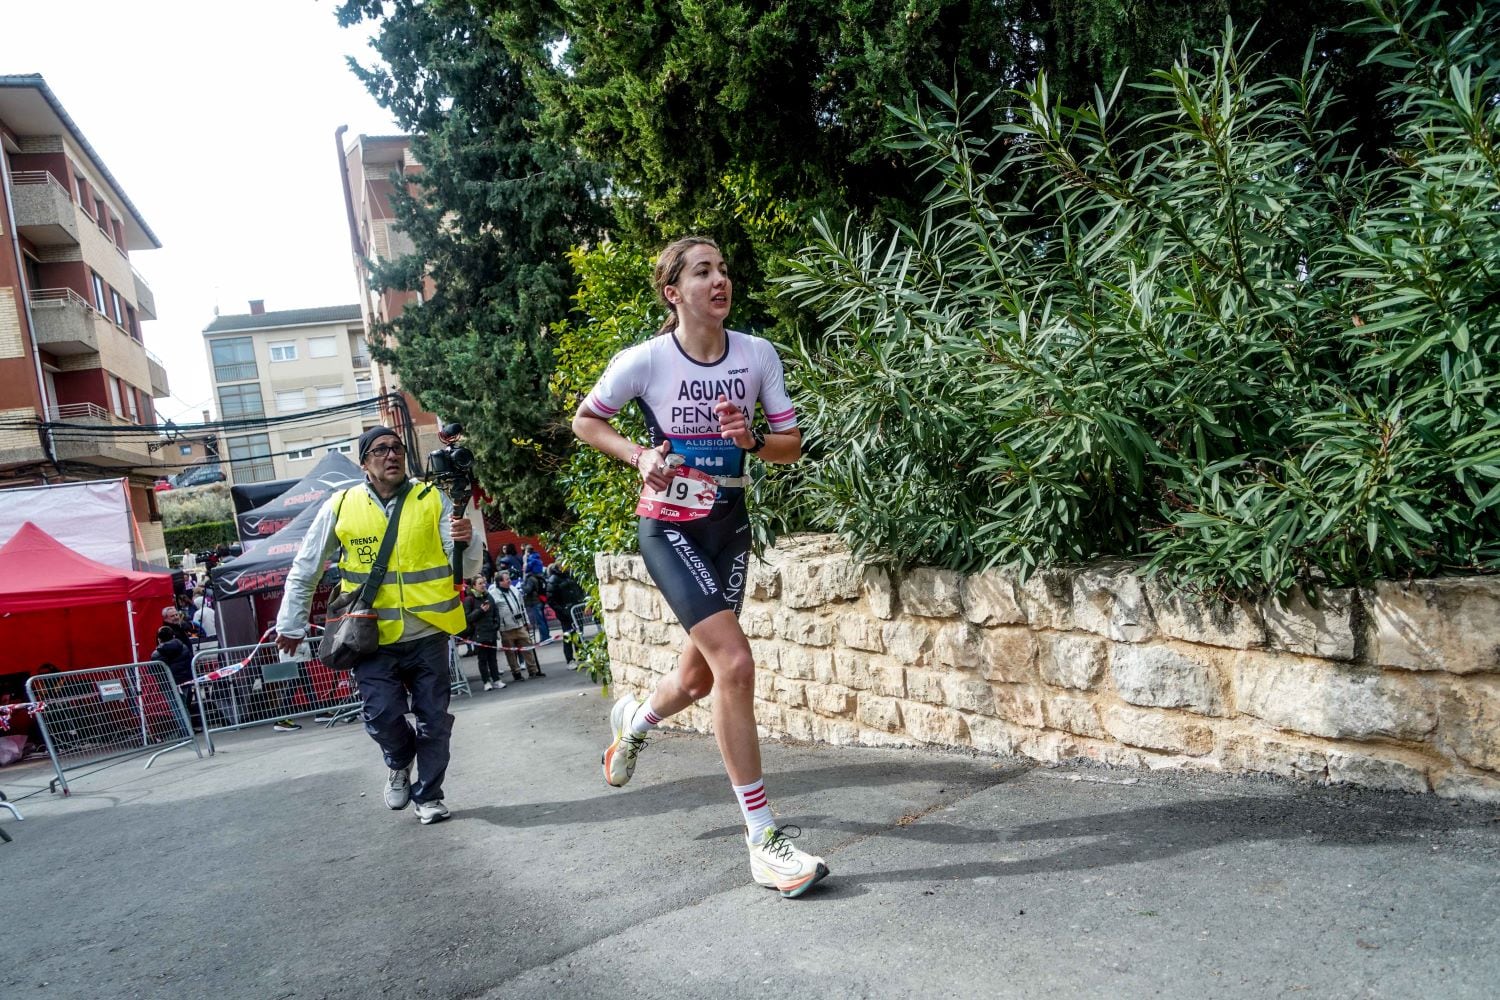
234;451;364;543
213;480;353;647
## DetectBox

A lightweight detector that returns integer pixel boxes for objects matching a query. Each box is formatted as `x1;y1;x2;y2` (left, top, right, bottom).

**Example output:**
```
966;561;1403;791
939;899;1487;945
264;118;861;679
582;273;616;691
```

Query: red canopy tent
0;522;174;675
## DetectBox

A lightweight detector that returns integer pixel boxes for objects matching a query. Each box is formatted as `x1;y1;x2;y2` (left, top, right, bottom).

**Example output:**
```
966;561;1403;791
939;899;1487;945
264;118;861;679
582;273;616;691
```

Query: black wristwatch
748;427;767;454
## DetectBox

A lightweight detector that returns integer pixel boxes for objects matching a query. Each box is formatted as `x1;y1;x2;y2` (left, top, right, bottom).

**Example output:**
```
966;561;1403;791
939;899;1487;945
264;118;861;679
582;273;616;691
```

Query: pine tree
335;0;609;531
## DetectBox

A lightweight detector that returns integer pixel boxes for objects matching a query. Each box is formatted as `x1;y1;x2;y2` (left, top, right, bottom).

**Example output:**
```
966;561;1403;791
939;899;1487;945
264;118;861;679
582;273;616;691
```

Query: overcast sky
1;0;401;422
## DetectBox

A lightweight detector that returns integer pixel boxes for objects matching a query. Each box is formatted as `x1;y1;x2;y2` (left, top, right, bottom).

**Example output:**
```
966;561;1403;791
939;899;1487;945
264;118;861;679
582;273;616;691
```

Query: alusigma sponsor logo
663;529;717;596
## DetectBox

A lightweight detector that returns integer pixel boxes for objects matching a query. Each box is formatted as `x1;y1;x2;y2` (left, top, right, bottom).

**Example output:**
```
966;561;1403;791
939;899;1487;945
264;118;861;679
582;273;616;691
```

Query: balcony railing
214;362;259;383
351;353;371;369
11;171;80;247
48;401;111;423
12;169;64;188
29;287;91;309
132;267;157;320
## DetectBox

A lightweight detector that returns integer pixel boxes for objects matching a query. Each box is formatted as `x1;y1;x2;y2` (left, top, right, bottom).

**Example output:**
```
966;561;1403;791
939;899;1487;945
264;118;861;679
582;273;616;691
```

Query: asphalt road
2;647;1496;1000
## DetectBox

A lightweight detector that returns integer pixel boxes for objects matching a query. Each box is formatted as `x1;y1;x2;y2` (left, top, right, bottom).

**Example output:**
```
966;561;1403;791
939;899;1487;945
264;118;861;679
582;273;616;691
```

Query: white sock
733;778;775;842
629;698;664;736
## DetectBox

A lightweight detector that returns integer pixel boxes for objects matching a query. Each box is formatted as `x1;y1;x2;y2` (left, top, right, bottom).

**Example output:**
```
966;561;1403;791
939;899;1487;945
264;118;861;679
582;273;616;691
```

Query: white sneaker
483;682;493;691
601;694;647;788
493;679;506;689
747;825;830;898
414;799;450;825
384;766;411;810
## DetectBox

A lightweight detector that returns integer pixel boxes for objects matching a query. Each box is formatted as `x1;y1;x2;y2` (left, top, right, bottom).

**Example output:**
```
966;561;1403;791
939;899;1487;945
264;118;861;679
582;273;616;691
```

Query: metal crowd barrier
189;643;362;754
569;603;599;637
0;791;21;843
448;638;472;698
25;661;202;796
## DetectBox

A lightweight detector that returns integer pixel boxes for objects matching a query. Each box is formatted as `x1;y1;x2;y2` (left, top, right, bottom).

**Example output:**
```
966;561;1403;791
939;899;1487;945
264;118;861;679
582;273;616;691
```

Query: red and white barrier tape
0;701;44;730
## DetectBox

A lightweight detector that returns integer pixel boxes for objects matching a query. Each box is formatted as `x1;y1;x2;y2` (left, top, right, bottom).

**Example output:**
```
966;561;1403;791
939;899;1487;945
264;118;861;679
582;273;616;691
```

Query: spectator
180;547;198;574
195;592;218;646
150;626;198;732
464;577;505;691
545;562;590;664
162;605;194;646
487;569;541;681
498;542;523;580
521;561;552;644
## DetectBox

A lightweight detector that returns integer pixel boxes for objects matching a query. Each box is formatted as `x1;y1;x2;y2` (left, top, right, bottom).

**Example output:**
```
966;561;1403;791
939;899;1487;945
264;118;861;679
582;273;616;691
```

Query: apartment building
338;130;442;458
201;302;377;483
0;75;170;564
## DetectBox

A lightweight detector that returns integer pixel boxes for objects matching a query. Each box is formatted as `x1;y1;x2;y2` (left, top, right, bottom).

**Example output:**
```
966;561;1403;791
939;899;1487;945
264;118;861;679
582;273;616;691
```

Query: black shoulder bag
320;486;408;671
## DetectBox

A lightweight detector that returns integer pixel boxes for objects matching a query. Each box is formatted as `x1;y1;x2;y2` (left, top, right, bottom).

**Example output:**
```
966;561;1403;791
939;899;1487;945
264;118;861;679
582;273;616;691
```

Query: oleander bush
779;0;1500;594
159;482;233;530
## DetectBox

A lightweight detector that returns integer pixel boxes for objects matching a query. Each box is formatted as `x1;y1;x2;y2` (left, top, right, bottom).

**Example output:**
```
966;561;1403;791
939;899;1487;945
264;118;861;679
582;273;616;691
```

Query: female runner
572;236;829;898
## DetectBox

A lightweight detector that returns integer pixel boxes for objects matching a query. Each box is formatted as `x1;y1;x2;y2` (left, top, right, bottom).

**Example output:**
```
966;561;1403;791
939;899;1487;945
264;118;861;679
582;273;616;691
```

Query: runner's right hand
274;631;304;656
637;440;675;491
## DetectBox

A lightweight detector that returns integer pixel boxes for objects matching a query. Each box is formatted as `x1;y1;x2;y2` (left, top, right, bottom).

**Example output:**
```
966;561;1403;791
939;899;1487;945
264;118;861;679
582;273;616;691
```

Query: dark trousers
353;633;453;804
475;644;501;684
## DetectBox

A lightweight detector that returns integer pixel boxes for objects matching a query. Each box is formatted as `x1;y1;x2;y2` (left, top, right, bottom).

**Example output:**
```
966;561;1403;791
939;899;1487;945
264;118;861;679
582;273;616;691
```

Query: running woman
572;236;829;898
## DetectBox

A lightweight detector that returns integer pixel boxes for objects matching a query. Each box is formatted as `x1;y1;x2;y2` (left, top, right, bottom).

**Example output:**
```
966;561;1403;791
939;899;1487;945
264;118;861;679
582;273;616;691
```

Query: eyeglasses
367;443;406;458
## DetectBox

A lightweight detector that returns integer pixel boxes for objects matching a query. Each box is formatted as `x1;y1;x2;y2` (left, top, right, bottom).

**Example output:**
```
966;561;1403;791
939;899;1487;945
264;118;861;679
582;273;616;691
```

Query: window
351;335;370;368
210;337;257;382
110;289;124;327
218;383;265;419
91;271;107;313
112;218;124;246
269;341;298;362
178;444;193;456
326;442;353;455
227;433;275;483
275;389;305;412
74;174;88;207
315;385;344;407
285;441;315;461
94;198;107;231
124;380;139;422
126;305;139;341
108;378;123;417
308;336;337;358
355;377;374;400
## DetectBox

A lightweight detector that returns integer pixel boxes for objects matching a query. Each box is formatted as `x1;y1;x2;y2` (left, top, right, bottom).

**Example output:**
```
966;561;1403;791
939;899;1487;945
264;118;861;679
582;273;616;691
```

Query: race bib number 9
637;467;719;522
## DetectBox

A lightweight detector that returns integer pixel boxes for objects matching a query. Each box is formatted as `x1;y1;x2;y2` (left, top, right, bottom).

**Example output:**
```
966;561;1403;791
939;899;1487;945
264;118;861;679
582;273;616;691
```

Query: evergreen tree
335;0;608;531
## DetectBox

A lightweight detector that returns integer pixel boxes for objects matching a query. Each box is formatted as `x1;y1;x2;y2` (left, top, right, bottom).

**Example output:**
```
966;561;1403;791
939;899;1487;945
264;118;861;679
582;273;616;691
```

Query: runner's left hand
714;395;753;449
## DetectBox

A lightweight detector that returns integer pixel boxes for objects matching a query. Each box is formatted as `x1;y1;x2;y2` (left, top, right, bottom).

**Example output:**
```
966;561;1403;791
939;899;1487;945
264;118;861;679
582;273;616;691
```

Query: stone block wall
596;535;1500;802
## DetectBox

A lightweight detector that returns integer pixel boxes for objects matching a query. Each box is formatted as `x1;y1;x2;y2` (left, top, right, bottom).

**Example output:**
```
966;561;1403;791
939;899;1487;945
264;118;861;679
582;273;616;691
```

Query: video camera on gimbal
426;421;476;583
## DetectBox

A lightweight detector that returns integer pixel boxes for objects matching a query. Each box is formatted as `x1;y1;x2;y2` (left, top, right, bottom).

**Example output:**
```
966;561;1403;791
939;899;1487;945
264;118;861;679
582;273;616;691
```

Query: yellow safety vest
333;483;465;643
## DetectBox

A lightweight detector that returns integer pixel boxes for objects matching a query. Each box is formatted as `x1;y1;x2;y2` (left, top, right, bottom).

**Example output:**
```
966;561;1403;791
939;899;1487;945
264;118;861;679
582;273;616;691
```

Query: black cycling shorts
637;491;751;631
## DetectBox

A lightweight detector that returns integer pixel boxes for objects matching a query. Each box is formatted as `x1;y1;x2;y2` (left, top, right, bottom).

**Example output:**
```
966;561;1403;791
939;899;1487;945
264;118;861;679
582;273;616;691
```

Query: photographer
274;426;481;826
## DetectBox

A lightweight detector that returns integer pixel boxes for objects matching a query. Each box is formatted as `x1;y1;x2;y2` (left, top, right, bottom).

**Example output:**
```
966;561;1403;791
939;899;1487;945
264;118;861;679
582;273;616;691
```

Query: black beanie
358;426;401;462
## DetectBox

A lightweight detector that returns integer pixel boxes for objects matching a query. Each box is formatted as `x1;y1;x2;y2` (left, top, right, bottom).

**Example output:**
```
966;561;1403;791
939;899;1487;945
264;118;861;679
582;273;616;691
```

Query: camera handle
447;473;472;585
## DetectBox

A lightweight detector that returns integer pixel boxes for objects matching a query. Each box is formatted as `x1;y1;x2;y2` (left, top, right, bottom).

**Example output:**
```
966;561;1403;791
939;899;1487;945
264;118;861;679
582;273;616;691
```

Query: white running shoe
414;799;450;825
384;766;411;810
601;694;648;787
483;682;493;691
747;825;830;898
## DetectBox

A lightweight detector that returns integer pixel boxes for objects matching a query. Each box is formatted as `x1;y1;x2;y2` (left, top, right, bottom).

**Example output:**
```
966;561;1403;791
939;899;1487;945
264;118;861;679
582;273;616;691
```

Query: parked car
171;464;226;489
153;477;174;492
